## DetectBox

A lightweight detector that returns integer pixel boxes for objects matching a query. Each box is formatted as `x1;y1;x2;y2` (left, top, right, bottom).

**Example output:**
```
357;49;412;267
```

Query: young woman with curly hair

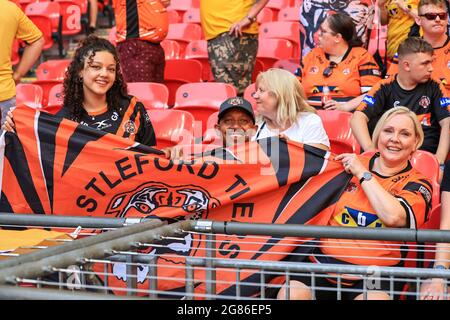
4;35;156;147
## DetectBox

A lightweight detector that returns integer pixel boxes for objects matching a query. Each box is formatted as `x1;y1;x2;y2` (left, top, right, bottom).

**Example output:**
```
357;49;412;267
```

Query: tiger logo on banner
0;105;352;298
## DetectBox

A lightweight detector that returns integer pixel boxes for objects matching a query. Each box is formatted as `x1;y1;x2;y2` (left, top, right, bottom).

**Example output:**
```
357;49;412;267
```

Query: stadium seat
127;82;169;109
36;59;71;81
108;26;117;46
45;83;64;114
257;39;294;70
25;1;61;33
252;59;265;83
167;0;199;19
257;7;275;24
167;9;182;24
174;82;237;135
184;40;213;82
266;0;291;20
411;150;441;209
273;59;301;74
55;0;83;36
166;23;203;56
182;8;200;25
316;110;361;154
161;39;182;60
15;83;43;109
32;80;63;107
146;109;195;148
164;59;203;106
25;14;55;52
259;21;301;58
278;7;300;21
244;83;257;111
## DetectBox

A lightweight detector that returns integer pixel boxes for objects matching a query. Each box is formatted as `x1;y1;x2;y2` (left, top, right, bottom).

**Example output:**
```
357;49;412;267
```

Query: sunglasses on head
323;61;338;78
419;12;448;20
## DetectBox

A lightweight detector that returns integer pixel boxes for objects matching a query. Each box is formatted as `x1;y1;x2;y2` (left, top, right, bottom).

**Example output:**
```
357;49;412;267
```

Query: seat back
243;83;257;112
166;23;203;56
182;8;200;24
278;7;299;21
46;83;64;111
273;59;301;74
257;38;294;70
185;40;212;81
147;109;194;148
259;21;301;57
108;26;117;46
257;7;275;24
127;82;169;109
161;39;182;60
25;2;61;33
316;110;361;154
26;15;55;50
411;150;441;209
32;80;63;107
16;83;43;108
266;0;291;20
164;59;203;106
36;59;71;81
167;9;182;24
55;0;82;35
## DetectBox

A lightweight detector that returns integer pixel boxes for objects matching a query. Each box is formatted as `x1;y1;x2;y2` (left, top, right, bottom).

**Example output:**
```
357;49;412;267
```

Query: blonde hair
256;68;316;128
372;107;424;150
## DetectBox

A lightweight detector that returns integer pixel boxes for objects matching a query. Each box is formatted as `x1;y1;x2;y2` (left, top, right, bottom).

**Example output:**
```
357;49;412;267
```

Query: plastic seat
273;59;301;74
243;83;257;111
257;39;294;70
252;59;265;83
411;150;441;209
182;8;200;25
146;109;195;148
127;82;169;109
166;23;203;56
164;59;203;106
32;80;63;107
278;7;300;21
257;7;274;24
54;0;83;36
15;84;43;109
36;59;71;81
185;40;213;81
167;0;199;19
174;82;237;135
316;110;361;154
46;83;64;114
25;2;61;33
25;14;55;51
259;21;301;58
161;39;182;60
108;26;117;46
266;0;291;19
167;9;182;24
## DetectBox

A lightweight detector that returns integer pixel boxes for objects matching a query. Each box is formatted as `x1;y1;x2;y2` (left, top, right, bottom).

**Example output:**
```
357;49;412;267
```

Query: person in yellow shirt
0;0;43;127
200;0;269;95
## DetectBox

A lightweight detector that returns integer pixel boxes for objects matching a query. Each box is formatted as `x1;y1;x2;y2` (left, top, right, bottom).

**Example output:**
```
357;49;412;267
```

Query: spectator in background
278;107;432;300
420;159;450;300
88;0;98;34
200;0;269;95
0;0;44;127
387;0;450;95
297;12;381;111
114;0;170;83
299;0;376;60
378;0;420;61
351;37;450;165
252;68;330;150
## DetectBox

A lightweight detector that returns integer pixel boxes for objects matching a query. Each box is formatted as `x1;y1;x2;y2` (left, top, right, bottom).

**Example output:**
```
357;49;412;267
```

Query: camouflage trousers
207;33;258;95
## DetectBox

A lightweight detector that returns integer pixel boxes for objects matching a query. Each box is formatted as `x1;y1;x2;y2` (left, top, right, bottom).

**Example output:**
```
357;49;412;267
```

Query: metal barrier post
205;233;216;299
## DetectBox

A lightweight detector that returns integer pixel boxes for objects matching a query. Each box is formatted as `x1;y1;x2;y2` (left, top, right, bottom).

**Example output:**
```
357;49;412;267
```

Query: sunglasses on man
419;12;448;20
323;61;338;78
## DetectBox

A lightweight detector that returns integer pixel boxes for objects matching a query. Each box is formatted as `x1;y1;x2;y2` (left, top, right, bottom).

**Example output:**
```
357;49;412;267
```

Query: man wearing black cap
215;96;258;148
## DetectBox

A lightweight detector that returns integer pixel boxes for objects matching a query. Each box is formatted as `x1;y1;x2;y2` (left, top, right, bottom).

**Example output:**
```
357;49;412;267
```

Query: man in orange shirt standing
114;0;170;83
200;0;269;95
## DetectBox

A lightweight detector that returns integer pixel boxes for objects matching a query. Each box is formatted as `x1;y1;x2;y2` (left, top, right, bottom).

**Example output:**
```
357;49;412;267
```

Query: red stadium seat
54;0;83;36
252;59;265;83
147;109;195;148
278;7;300;21
257;39;294;70
182;8;200;25
167;9;182;24
273;59;301;74
161;39;182;60
316;110;361;154
185;40;213;82
127;82;169;109
25;15;55;51
257;7;275;24
266;0;291;19
36;59;71;81
259;21;301;58
108;26;117;46
167;0;199;19
32;80;63;107
25;2;61;33
174;82;237;135
166;23;203;56
411;150;441;209
45;83;64;114
164;59;203;106
244;83;257;111
16;84;43;109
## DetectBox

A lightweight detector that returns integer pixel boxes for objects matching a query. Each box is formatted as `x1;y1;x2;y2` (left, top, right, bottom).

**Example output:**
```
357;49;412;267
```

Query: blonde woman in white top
252;68;330;150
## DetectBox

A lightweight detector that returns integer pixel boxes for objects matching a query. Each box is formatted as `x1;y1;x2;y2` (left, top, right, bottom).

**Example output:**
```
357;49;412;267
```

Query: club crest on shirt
343;68;350;75
447;60;450;69
345;182;358;193
123;120;137;134
309;66;319;74
419;96;430;108
111;111;119;121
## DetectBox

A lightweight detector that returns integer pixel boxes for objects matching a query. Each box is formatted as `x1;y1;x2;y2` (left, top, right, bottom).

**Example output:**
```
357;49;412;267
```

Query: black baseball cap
218;97;255;124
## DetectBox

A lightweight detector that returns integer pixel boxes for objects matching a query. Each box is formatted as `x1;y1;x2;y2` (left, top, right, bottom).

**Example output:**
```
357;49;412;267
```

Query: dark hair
327;12;363;47
398;37;434;59
418;0;446;13
62;35;127;122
